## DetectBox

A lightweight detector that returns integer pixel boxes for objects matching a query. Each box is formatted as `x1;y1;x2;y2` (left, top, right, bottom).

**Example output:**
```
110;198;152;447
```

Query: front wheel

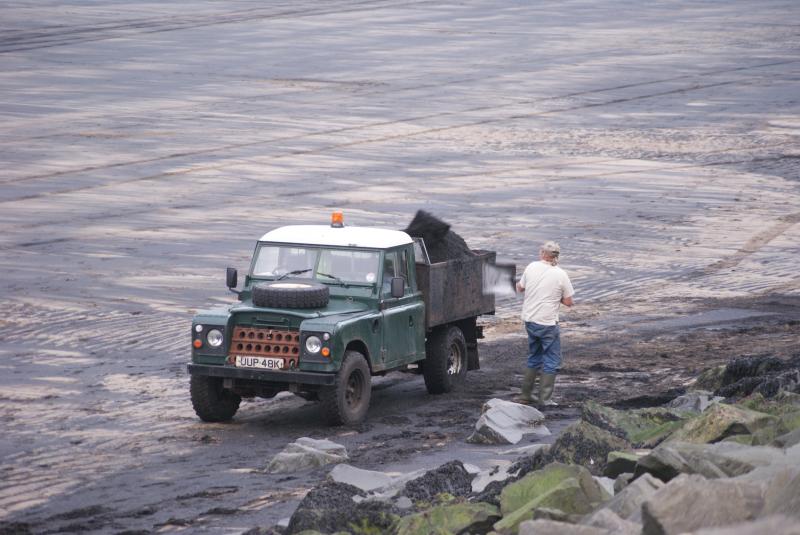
190;375;241;422
423;325;467;394
320;350;371;426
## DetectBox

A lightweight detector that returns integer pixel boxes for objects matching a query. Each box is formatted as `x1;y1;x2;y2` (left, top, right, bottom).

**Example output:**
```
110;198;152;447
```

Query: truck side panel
415;250;496;329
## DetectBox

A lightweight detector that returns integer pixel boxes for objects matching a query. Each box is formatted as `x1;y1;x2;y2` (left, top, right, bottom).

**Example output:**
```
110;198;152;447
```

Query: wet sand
1;0;799;532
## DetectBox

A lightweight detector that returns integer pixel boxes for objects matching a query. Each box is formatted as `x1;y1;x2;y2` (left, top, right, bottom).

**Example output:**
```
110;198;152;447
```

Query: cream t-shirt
519;261;574;325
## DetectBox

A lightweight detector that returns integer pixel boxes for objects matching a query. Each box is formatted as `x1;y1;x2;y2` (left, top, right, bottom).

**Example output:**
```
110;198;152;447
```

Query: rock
400;460;473;504
266;438;348;474
532;507;583;523
736;392;800;416
547;420;631;475
716;356;800;399
583;401;694;448
471;461;515;493
687;514;800;535
613;473;634;493
635;440;783;482
582;508;641;535
285;481;364;534
692;365;726;392
604;450;648;478
518;519;612;535
494;463;610;533
761;468;800;518
593;476;615;497
394;502;499;535
466;398;549;445
470;446;551;505
667;391;723;413
602;472;663;520
772;427;800;448
328;464;396;492
640;474;764;535
666;403;778;444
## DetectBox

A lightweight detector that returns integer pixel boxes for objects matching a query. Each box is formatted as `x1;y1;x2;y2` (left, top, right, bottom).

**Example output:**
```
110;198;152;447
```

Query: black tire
252;279;329;309
320;350;371;426
190;375;241;422
423;325;467;394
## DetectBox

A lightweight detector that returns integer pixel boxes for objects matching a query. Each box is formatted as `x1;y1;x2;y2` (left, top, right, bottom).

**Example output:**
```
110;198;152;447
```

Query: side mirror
390;277;405;299
226;267;238;290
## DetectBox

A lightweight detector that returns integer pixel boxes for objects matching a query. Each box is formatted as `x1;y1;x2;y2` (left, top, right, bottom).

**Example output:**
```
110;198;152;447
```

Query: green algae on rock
667;403;778;444
394;502;499;535
582;401;693;448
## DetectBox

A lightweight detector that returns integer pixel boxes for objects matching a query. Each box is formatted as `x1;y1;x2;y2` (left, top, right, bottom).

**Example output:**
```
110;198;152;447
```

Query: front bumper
187;363;336;386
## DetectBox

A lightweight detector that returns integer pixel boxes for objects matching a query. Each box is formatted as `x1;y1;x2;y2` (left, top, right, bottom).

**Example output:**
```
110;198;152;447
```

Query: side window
398;248;410;290
382;252;398;297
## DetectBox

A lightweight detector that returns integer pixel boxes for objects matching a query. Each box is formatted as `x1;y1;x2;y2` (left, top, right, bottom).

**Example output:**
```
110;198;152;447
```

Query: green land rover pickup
188;214;503;425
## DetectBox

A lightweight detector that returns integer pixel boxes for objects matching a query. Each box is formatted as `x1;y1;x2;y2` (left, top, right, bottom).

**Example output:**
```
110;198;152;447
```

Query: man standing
515;241;574;407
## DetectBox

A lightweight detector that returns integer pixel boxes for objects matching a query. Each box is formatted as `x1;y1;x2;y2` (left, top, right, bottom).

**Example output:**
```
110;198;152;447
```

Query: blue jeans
525;322;561;375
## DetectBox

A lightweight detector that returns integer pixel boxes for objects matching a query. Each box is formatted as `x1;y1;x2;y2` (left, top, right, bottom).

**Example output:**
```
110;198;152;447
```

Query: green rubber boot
539;373;557;407
514;368;540;404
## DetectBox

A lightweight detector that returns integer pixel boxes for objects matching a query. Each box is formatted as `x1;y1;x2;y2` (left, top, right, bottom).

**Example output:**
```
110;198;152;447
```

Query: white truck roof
259;225;413;249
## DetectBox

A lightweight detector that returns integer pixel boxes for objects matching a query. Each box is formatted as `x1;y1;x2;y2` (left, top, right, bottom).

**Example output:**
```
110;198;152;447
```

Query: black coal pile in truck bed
403;210;475;263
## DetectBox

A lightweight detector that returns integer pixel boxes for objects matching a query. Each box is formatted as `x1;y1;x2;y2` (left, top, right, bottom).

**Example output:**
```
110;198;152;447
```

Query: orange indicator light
193;339;202;349
321;347;331;357
331;211;344;228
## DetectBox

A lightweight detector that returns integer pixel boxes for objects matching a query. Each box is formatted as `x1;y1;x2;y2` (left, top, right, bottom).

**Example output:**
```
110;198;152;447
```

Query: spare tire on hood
252;280;330;309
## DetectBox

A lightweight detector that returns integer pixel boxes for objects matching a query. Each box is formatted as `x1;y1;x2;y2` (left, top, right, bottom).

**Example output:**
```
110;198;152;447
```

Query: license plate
234;355;285;370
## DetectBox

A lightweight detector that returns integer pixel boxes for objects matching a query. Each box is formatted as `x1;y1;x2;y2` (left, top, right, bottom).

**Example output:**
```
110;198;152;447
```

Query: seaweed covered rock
692;365;726;393
400;460;474;505
715;355;800;400
546;420;631;475
470;446;550;506
403;210;474;263
583;401;692;448
666;403;778;444
286;481;365;534
394;502;499;535
494;463;610;533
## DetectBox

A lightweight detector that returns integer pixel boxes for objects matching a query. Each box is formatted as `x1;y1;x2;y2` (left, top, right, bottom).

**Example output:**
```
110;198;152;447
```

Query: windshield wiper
316;271;346;285
277;268;312;280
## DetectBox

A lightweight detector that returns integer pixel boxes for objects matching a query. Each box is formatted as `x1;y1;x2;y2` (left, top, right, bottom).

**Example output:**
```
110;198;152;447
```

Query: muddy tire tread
320;350;371;426
423;325;467;395
190;375;241;422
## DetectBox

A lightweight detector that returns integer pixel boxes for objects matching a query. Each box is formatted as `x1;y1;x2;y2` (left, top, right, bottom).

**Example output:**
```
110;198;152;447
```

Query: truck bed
415;250;498;329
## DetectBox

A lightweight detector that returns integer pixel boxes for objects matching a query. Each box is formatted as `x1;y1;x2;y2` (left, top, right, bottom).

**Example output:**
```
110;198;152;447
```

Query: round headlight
195;325;203;333
207;329;223;347
305;335;322;354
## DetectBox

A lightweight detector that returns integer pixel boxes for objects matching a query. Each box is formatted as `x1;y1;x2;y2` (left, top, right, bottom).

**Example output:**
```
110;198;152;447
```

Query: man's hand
516;282;525;293
561;295;574;307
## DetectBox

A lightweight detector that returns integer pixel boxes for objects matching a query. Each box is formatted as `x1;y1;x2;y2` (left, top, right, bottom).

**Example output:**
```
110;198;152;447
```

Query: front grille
228;327;301;368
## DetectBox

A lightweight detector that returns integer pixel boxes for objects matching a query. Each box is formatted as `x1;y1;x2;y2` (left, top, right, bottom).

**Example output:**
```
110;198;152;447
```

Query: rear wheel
424;325;467;394
190;375;241;422
320;350;371;426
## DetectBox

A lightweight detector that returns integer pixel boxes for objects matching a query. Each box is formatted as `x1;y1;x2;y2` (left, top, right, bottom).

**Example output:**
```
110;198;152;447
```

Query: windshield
252;245;380;285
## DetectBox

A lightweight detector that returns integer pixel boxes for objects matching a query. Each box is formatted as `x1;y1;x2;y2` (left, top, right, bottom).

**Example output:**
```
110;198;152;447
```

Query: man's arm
561;295;574;307
516;281;525;293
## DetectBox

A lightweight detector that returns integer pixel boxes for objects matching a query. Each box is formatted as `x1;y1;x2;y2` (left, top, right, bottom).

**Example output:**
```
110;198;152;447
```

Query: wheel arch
344;339;372;372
